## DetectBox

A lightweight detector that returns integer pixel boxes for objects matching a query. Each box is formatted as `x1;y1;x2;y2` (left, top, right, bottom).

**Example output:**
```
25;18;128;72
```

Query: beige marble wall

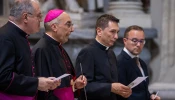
150;0;175;83
159;0;175;82
3;0;9;16
149;0;175;99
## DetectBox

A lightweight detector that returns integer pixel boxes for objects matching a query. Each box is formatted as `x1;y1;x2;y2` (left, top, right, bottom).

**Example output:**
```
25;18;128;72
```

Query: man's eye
110;30;117;35
140;40;144;43
132;39;138;42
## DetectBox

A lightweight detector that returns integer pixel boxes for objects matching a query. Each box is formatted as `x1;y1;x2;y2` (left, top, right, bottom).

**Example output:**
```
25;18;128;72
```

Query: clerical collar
8;20;28;37
9;20;20;28
44;33;60;45
123;47;139;58
45;32;57;41
95;38;109;50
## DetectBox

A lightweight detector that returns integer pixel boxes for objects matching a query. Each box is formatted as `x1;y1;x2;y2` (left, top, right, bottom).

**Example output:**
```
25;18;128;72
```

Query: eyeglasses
27;12;42;20
53;21;73;28
126;38;146;45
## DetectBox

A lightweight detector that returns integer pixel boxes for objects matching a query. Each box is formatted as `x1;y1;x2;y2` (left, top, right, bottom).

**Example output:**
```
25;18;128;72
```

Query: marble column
159;0;175;82
149;0;175;99
107;0;151;28
3;0;9;16
0;0;9;27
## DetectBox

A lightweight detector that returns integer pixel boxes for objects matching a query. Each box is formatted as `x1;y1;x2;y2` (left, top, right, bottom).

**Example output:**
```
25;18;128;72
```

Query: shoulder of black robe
75;40;118;100
32;34;75;100
0;21;38;96
32;34;71;87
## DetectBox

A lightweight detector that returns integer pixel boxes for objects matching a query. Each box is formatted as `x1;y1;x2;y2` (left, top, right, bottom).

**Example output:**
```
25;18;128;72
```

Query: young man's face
123;30;145;55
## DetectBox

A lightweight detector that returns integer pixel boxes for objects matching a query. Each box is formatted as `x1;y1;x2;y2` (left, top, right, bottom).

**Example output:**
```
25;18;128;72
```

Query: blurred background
0;0;175;99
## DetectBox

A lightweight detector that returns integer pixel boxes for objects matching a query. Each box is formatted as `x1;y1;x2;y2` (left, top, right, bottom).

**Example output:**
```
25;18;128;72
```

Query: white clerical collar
45;32;59;42
9;20;30;37
45;32;52;38
123;47;139;58
95;38;109;50
9;20;20;28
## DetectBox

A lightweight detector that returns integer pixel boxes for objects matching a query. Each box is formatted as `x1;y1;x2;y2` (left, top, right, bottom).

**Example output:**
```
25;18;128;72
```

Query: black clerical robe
0;21;38;96
32;34;76;100
75;40;118;100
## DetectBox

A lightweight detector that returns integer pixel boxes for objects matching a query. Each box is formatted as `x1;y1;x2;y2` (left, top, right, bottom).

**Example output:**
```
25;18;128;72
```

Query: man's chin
133;52;140;55
109;43;115;47
31;30;40;34
63;39;69;44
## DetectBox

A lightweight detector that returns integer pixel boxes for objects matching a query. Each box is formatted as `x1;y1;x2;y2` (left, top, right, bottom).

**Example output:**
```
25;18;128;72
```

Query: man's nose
136;41;141;46
70;26;74;32
114;33;118;39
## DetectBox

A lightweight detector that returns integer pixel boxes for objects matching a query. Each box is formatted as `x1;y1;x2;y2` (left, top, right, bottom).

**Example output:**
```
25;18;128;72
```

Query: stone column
107;0;151;28
0;0;9;27
159;0;175;82
4;0;9;16
149;0;175;99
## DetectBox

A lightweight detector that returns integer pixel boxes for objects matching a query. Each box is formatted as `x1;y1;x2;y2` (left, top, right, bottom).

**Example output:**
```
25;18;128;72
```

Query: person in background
0;0;60;100
32;9;87;100
75;14;132;100
117;25;160;100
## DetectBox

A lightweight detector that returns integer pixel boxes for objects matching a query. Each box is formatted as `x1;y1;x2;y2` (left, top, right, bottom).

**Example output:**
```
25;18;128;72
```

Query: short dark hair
95;14;119;30
124;25;144;38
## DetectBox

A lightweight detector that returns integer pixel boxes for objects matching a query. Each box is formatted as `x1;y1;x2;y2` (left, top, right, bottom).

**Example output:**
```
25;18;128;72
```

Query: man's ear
23;13;28;23
123;38;127;45
96;27;103;37
51;23;57;32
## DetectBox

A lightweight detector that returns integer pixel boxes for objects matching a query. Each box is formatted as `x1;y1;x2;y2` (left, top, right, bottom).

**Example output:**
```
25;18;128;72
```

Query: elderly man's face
27;0;42;34
55;12;74;44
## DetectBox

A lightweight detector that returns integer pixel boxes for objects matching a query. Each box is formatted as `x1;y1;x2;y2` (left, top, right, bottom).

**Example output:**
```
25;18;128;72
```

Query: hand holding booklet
128;76;148;88
54;74;71;81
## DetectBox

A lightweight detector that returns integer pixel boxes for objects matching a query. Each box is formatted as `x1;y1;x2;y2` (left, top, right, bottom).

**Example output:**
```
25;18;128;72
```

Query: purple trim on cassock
53;86;74;100
0;92;34;100
4;72;14;91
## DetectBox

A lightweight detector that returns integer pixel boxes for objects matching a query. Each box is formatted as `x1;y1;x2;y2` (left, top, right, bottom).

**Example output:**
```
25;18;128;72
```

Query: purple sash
0;92;34;100
53;86;74;100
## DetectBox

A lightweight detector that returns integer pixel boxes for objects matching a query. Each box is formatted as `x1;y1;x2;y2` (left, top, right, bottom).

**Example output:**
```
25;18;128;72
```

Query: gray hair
10;0;39;20
44;16;61;32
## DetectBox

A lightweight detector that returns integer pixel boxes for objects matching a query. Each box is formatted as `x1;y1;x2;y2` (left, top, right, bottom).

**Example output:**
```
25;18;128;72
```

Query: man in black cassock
75;14;132;100
32;9;87;100
0;0;60;100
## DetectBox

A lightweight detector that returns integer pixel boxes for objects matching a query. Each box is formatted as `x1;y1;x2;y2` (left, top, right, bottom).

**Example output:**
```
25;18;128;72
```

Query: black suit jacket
75;40;118;100
0;21;38;96
117;50;150;100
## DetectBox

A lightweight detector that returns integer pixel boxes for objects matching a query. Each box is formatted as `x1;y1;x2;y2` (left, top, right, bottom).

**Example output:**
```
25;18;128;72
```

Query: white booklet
54;74;71;81
128;76;148;88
